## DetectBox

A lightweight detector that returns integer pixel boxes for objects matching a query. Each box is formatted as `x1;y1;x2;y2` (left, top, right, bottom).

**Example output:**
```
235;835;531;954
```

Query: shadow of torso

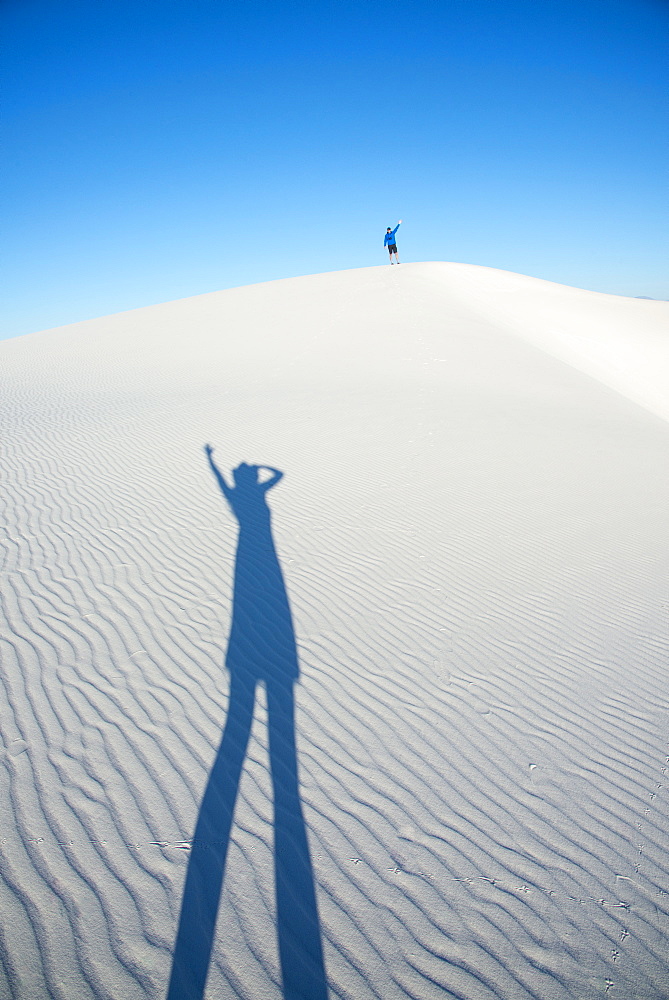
225;485;299;684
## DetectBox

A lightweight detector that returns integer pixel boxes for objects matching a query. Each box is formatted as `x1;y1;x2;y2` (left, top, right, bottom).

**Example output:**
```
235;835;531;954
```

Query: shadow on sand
167;448;327;1000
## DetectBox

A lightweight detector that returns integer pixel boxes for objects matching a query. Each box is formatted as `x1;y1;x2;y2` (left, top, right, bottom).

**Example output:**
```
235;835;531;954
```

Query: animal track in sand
601;736;669;996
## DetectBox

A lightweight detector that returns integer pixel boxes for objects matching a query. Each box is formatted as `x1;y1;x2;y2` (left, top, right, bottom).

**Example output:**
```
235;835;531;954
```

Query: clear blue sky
2;0;667;339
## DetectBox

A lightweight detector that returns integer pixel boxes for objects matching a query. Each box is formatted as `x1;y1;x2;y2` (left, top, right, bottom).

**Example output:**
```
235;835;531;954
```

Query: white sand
1;262;668;999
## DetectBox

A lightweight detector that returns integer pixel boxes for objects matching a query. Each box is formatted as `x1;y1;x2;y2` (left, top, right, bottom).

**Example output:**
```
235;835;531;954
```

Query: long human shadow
167;447;327;1000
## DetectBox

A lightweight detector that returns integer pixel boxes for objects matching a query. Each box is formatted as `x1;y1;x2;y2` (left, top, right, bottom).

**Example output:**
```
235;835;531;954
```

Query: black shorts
387;244;398;254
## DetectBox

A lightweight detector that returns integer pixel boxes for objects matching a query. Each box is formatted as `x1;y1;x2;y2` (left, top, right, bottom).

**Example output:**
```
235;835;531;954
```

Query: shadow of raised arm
205;450;285;525
204;444;233;503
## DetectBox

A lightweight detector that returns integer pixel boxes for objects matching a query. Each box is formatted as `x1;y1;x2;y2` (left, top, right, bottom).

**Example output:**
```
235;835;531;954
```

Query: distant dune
2;263;668;1000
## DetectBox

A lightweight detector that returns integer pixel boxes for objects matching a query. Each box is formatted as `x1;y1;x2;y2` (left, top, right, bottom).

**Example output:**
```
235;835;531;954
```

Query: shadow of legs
268;682;328;1000
167;676;256;1000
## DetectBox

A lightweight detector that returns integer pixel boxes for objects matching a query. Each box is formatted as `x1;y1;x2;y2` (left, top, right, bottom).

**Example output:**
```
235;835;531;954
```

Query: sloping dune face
1;263;668;1000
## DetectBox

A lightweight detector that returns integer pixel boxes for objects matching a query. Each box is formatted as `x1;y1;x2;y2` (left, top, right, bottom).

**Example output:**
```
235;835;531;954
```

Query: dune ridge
1;263;668;999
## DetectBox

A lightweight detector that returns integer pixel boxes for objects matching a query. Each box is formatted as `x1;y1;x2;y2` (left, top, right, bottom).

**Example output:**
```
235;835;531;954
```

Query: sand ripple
1;264;668;998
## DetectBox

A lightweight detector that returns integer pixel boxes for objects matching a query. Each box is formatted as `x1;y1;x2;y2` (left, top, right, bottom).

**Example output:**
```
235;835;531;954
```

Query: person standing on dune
384;220;402;264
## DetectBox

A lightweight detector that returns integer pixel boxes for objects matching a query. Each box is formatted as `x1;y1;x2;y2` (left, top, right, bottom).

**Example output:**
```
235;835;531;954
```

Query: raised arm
204;444;233;501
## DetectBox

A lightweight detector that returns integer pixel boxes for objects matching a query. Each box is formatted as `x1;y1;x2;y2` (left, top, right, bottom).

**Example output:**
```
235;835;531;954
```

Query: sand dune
1;263;668;999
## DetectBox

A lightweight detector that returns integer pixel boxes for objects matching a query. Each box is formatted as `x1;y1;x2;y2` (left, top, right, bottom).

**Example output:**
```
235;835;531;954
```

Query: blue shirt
384;224;400;246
